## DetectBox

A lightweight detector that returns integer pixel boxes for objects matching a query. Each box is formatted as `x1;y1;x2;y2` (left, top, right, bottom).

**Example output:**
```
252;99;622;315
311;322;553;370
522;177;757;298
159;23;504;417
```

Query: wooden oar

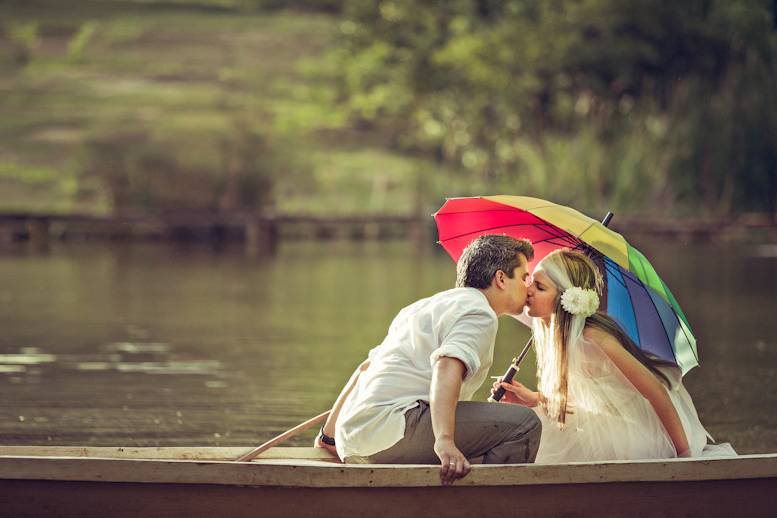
235;410;331;462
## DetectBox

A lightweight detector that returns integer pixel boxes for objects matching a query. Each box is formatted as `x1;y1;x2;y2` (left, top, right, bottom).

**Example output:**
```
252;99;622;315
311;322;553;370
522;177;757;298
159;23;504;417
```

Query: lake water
1;238;776;453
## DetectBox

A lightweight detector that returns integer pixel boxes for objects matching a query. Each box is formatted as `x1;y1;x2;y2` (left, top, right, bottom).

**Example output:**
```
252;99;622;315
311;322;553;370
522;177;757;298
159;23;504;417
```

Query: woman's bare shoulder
582;325;611;344
582;326;622;354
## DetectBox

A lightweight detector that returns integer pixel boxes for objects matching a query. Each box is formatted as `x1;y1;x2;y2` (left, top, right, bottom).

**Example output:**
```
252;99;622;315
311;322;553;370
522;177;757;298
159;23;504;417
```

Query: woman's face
526;267;559;320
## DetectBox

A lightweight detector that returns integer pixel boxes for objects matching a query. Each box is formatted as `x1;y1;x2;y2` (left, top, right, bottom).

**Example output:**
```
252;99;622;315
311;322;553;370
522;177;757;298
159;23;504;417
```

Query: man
316;235;541;484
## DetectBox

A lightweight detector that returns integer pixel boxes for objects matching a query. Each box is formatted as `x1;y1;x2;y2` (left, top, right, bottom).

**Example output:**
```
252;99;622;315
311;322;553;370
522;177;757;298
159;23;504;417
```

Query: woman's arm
314;358;370;454
584;327;690;457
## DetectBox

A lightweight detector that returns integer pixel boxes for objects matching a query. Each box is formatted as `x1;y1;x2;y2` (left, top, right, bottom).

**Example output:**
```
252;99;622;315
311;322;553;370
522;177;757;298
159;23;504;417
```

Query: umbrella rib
435;206;522;216
536;222;578;239
439;222;581;246
627;297;644;351
608;261;640;290
438;222;550;243
532;224;583;247
576;221;599;241
574;242;603;259
531;235;583;248
619;266;642;346
606;264;628;291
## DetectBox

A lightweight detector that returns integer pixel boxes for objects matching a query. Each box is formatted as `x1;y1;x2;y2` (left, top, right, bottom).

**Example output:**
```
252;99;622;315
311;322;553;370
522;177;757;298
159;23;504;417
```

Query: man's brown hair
455;235;534;289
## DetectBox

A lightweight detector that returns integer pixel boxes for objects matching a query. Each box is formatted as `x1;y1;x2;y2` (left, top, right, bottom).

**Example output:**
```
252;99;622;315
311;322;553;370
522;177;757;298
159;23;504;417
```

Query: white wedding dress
532;333;735;463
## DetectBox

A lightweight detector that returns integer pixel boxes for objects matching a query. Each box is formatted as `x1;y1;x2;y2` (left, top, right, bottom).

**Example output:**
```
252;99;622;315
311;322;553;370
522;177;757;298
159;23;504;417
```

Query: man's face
502;253;530;316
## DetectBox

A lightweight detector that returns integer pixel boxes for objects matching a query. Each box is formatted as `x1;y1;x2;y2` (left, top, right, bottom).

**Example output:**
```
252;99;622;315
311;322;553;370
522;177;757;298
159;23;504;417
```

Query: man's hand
490;378;539;407
434;437;471;485
313;432;338;457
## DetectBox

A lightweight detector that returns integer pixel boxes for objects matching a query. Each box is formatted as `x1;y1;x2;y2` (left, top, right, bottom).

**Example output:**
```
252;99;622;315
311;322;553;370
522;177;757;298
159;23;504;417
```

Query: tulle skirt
532;336;721;463
533;389;678;463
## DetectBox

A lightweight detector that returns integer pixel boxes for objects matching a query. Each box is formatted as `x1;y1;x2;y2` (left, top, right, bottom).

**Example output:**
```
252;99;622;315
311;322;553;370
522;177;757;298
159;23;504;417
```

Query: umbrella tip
601;212;614;227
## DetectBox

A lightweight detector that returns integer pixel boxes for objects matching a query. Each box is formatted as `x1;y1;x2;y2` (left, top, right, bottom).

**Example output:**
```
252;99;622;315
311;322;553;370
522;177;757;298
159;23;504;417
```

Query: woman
493;249;721;463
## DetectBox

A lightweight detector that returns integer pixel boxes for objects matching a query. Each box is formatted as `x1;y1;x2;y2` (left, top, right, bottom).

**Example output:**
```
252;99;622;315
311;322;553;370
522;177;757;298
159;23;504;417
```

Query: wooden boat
1;446;776;517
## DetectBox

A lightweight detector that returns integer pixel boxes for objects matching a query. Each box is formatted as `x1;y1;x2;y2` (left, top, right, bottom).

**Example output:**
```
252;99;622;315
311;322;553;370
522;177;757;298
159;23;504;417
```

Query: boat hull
2;477;776;518
1;447;775;517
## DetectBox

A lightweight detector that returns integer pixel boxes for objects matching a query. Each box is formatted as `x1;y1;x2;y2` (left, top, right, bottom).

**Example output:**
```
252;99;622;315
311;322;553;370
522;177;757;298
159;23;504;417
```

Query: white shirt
335;287;499;460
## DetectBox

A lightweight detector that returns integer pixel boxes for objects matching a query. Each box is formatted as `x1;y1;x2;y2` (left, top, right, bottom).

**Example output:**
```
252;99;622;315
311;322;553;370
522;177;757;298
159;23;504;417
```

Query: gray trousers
347;400;541;465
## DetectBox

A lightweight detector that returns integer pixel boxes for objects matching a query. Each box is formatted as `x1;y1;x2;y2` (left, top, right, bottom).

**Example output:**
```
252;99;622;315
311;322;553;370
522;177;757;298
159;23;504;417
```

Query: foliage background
1;0;775;218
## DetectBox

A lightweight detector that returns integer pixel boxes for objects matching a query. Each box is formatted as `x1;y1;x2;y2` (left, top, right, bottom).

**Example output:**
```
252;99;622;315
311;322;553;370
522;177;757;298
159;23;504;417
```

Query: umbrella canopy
434;195;698;374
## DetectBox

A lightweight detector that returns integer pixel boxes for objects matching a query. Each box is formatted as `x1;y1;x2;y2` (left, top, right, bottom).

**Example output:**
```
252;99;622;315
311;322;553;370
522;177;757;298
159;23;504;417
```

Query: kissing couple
316;234;718;485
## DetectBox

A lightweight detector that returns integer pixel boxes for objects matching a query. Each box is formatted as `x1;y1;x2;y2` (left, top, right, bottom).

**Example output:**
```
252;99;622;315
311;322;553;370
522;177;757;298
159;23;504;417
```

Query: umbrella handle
489;338;533;402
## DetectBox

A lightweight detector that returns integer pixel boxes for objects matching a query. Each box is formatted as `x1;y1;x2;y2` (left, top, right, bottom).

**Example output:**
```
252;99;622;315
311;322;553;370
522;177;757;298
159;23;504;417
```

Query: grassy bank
1;1;500;217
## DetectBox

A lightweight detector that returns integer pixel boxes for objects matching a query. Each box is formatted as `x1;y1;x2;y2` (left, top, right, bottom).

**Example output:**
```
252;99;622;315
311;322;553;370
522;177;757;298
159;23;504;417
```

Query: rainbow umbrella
434;195;698;374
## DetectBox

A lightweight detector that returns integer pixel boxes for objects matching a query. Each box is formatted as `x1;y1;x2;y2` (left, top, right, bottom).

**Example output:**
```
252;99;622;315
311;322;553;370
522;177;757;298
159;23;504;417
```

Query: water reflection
753;244;777;258
114;360;223;375
0;239;775;453
105;342;171;354
0;344;225;381
0;365;26;374
0;349;57;365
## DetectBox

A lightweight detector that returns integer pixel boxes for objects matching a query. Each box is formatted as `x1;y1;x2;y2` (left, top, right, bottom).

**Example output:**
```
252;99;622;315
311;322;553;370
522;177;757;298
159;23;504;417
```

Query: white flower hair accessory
560;287;599;317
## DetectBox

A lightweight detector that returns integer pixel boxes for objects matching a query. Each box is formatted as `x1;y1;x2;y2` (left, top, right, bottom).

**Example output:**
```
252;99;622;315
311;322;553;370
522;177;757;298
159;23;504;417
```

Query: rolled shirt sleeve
429;308;498;380
367;344;381;362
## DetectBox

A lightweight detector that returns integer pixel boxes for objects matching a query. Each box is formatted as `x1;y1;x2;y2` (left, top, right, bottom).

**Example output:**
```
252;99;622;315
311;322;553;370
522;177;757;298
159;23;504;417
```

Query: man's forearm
430;357;465;441
322;359;370;436
430;357;472;485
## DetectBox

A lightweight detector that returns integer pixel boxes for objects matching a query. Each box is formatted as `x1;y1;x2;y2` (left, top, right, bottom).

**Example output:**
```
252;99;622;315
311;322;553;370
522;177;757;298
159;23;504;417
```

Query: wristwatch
319;427;336;446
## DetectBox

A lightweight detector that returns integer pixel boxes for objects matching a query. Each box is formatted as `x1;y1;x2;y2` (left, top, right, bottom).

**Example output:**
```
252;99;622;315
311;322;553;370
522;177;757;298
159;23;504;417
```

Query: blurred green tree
5;22;40;66
333;0;777;215
78;119;275;214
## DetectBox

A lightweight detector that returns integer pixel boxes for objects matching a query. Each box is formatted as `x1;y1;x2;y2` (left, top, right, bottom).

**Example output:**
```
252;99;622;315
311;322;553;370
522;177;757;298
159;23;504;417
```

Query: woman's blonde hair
534;249;671;426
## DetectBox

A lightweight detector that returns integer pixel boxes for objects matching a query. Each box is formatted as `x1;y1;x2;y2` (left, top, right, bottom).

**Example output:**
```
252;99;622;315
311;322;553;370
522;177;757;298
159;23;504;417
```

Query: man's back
335;287;498;460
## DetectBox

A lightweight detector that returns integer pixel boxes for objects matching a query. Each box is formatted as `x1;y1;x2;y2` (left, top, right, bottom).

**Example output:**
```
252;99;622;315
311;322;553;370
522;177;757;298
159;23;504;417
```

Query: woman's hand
490;378;540;407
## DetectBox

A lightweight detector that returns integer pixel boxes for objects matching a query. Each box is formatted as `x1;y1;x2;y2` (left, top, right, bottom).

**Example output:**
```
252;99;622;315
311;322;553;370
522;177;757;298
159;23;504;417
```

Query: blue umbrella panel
603;257;699;374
